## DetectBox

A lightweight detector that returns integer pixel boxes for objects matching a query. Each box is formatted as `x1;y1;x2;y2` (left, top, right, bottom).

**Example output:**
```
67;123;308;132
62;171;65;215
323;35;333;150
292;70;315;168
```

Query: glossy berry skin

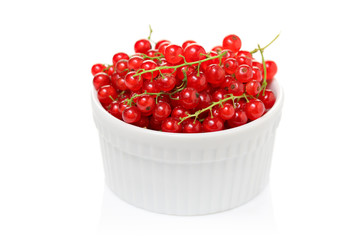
158;42;171;55
180;87;200;109
219;103;235;120
164;44;183;64
196;91;212;110
212;45;223;53
122;106;141;123
235;64;253;83
252;61;264;75
187;72;207;92
245;99;265;120
171;106;189;120
236;55;252;66
161;118;182;133
227;80;244;96
93;73;111;90
182;40;196;49
176;65;195;80
140;60;159;80
104;66;114;76
236;50;252;59
245;80;261;96
223;58;239;74
205;64;225;85
108;101;123;119
212;89;227;102
115;60;129;76
124;71;143;91
112;52;129;66
251;66;262;82
227;109;248;127
133;116;150;128
200;51;219;72
136;94;155;114
265;60;278;81
134;39;152;54
153;102;172;121
91;63;106;76
111;72;127;91
203;117;224;132
156;75;176;92
142;79;159;93
97;85;118;105
258;89;276;109
183;119;201;133
149;115;163;130
223;34;242;52
183;44;206;63
128;56;144;70
155;40;170;50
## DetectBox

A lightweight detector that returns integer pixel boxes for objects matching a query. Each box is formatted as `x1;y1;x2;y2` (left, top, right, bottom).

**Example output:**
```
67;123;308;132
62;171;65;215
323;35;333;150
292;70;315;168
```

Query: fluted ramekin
91;80;284;215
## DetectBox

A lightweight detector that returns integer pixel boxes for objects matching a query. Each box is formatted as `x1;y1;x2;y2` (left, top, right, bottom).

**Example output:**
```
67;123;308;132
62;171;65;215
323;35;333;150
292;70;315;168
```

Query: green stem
148;25;153;41
133;51;228;78
257;44;268;96
250;33;280;54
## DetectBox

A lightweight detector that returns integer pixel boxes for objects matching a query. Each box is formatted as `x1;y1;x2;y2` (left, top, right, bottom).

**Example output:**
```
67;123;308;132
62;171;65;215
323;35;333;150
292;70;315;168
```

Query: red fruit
142;79;159;93
236;55;252;66
124;71;143;91
183;119;201;133
258;89;276;109
265;60;278;81
93;73;111;90
134;39;152;54
155;40;170;50
108;101;123;119
223;34;242;52
149;115;163;130
235;64;253;83
200;51;219;72
140;60;159;80
97;85;118;105
122;106;141;123
244;99;265;120
176;65;195;80
187;72;207;92
205;64;225;85
164;44;183;64
180;87;200;109
136;94;156;114
245;80;261;96
133;116;150;128
128;56;144;70
196;91;212;110
251;66;262;82
153;102;172;121
156;75;176;92
161;118;182;133
212;45;223;53
236;50;252;59
223;58;239;74
252;61;264;75
227;80;244;96
183;44;206;63
212;89;227;102
171;106;189;120
227;109;248;128
203;117;224;132
158;42;171;55
112;52;129;66
91;63;106;76
115;59;129;76
182;40;196;49
104;66;114;76
219;103;235;120
220;49;235;62
146;49;160;58
111;72;127;91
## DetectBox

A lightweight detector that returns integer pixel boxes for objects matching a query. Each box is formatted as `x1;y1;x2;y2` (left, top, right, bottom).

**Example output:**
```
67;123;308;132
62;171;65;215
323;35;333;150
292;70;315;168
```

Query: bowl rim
91;79;284;139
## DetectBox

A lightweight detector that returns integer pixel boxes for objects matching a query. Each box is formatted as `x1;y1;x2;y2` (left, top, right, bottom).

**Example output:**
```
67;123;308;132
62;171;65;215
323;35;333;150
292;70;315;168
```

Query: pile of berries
92;31;278;133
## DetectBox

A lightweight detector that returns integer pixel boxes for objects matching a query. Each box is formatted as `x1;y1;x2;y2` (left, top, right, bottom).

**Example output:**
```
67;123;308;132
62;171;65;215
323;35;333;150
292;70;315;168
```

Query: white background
1;0;360;239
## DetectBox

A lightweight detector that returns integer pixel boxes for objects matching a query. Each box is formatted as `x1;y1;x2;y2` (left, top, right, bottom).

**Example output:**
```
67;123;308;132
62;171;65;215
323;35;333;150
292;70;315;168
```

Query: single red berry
212;45;223;53
227;80;244;96
115;59;129;76
153;102;172;121
171;106;189;120
182;40;196;49
183;44;206;63
245;80;261;96
93;73;111;90
251;66;262;82
205;64;226;85
180;87;200;109
161;118;182;133
124;71;143;91
136;94;156;114
112;52;129;66
91;63;106;76
196;91;212;109
220;49;235;62
235;64;253;83
157;94;171;104
133;116;150;128
223;58;239;74
200;51;219;72
108;101;123;119
236;55;252;66
104;66;114;76
187;72;207;92
156;75;176;92
97;85;118;105
183;119;201;133
158;42;171;55
244;99;265;120
211;105;221;118
252;61;264;75
258;89;276;109
219;102;235;120
146;49;161;58
128;56;144;70
164;44;184;64
236;50;252;59
140;60;159;80
176;65;195;80
134;39;151;54
149;115;163;130
265;60;278;82
203;116;224;132
223;34;242;52
212;89;227;102
227;109;248;128
142;79;159;93
111;72;127;91
155;40;170;50
122;106;141;123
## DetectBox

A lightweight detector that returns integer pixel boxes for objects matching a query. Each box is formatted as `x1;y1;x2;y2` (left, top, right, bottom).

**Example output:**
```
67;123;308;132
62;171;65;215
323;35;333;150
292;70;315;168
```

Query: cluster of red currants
91;33;278;133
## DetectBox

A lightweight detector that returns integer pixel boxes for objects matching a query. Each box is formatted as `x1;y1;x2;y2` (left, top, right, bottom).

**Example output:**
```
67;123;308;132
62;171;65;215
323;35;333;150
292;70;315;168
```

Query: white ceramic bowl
92;79;284;215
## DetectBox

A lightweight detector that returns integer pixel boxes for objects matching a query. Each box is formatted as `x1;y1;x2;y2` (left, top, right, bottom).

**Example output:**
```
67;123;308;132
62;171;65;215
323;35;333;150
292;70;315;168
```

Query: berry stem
250;33;280;54
148;25;153;41
133;51;228;78
257;44;268;96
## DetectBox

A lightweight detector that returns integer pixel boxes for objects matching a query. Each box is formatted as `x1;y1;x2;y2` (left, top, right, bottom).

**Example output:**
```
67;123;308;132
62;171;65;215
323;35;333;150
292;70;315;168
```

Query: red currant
91;63;106;76
203;117;224;132
111;72;127;91
187;72;207;92
180;87;200;109
223;58;239;74
223;34;242;52
171;106;189;120
235;64;253;83
134;39;151;54
182;119;201;133
205;64;225;85
155;40;170;50
244;99;265;120
245;80;261;96
128;56;144;70
258;89;276;109
124;71;143;91
161;118;182;133
142;79;159;93
136;94;156;114
251;66;262;82
108;101;123;119
140;60;159;80
219;103;235;120
156;75;176;92
133;116;150;128
153;102;172;120
182;40;196;49
115;59;129;76
265;60;277;81
227;109;248;127
227;80;244;96
97;85;118;105
93;73;111;90
164;44;183;64
122;106;141;123
183;44;206;63
112;52;129;66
